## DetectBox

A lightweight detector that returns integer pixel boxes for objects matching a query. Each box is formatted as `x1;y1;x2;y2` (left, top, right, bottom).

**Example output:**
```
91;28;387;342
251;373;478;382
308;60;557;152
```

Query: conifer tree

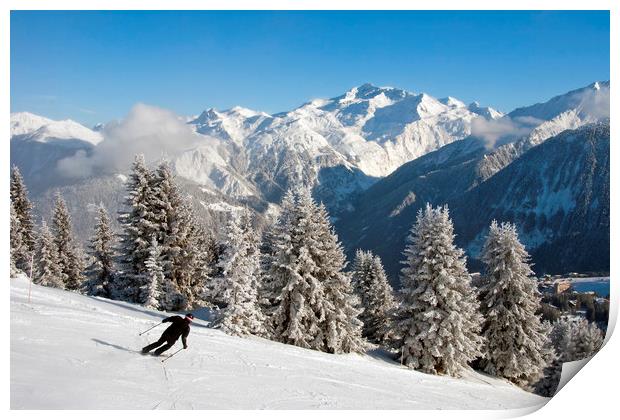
549;317;604;368
392;204;483;377
10;202;28;276
271;189;365;353
215;210;266;336
143;237;165;310
271;189;326;349
34;221;66;288
186;223;218;308
116;154;157;302
569;320;604;360
148;161;191;310
352;250;396;344
259;188;296;319
478;221;553;388
351;250;371;300
84;205;116;297
313;202;365;353
52;193;86;290
534;318;604;396
10;165;36;269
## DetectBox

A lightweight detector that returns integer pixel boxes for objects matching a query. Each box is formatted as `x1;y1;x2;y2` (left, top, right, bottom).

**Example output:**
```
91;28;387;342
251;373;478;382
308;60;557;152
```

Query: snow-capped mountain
453;122;610;275
9;81;610;275
170;83;502;212
185;83;501;180
11;112;103;145
336;120;609;281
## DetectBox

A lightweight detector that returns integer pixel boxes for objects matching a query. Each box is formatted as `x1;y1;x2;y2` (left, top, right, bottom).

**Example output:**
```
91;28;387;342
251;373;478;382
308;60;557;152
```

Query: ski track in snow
10;276;548;409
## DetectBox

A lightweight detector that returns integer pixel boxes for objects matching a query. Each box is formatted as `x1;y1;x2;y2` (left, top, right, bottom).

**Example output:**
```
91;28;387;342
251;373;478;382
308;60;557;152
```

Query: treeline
9;156;605;397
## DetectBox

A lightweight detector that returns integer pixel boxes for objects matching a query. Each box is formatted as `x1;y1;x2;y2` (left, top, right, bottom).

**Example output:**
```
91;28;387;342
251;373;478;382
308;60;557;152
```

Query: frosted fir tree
271;189;327;349
534;318;604;396
565;318;604;361
84;205;116;298
352;250;396;344
271;189;365;353
142;237;164;310
185;222;218;309
215;210;266;336
34;221;66;288
259;189;297;322
313;202;366;353
392;204;483;377
116;154;157;302
10;202;27;276
10;165;36;270
147;161;193;310
478;221;553;388
52;193;86;291
351;250;371;300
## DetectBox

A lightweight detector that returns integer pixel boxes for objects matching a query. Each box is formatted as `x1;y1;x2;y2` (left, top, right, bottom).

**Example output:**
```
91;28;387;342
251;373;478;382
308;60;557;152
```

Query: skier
141;313;194;356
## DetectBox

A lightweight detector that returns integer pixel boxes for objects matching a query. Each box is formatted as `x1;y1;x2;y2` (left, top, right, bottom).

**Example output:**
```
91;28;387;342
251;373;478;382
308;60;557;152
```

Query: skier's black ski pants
142;336;176;355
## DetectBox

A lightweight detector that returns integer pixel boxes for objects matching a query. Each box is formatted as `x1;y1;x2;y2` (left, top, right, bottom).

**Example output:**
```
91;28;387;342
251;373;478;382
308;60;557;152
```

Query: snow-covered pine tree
184;218;218;309
533;320;563;397
34;221;66;288
215;210;266;336
52;193;86;291
565;318;604;361
392;204;483;377
84;205;116;297
351;250;371;300
534;317;604;396
271;189;326;349
10;165;36;270
116;154;157;302
148;160;188;310
10;202;28;276
478;221;553;388
142;237;165;310
352;250;397;344
259;189;297;330
313;201;365;353
270;189;365;353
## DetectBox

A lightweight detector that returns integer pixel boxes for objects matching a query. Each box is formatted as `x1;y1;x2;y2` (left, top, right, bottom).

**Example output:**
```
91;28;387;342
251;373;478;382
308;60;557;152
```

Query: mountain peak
439;96;466;108
11;112;102;144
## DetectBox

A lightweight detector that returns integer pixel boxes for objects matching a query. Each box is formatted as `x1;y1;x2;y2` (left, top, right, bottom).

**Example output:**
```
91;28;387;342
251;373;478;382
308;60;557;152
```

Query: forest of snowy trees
9;157;606;397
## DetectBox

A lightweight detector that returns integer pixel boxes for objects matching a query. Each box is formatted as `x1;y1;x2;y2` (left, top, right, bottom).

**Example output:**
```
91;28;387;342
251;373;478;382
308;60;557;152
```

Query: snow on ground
10;276;548;409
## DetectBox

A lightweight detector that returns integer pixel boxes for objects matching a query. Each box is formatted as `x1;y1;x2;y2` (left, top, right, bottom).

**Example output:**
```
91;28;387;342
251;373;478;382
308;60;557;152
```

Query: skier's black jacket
161;316;191;347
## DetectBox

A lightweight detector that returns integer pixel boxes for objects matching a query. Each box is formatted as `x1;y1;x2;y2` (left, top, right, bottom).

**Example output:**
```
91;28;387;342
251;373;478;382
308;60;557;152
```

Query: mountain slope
10;81;609;262
336;121;609;281
11;83;499;223
10;275;547;409
11;112;103;145
452;122;610;274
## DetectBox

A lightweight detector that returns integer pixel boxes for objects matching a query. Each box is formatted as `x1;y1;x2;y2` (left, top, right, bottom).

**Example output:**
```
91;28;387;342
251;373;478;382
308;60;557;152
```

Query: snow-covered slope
10;275;547;410
10;81;609;247
11;112;103;145
173;83;501;211
336;121;609;281
186;83;501;180
474;81;611;180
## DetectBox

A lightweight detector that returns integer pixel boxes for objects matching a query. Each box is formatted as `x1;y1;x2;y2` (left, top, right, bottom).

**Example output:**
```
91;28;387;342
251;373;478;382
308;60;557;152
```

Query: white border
2;1;616;419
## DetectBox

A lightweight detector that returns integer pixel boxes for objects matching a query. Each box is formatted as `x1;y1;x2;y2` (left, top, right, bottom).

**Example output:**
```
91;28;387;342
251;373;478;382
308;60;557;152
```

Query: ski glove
184;344;188;349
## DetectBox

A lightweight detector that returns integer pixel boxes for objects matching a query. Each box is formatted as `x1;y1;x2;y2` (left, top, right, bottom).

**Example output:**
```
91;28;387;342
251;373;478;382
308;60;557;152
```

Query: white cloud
57;103;202;178
471;115;542;149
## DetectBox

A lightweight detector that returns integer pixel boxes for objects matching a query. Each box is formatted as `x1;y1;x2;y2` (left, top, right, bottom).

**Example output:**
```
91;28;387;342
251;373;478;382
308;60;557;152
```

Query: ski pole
161;348;184;363
138;323;160;336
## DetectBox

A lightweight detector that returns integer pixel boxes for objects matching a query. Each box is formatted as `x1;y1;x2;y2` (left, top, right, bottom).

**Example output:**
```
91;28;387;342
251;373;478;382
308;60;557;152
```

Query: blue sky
11;10;609;127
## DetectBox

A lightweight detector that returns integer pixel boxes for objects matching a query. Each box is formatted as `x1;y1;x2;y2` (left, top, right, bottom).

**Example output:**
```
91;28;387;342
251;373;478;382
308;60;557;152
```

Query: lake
570;277;610;297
